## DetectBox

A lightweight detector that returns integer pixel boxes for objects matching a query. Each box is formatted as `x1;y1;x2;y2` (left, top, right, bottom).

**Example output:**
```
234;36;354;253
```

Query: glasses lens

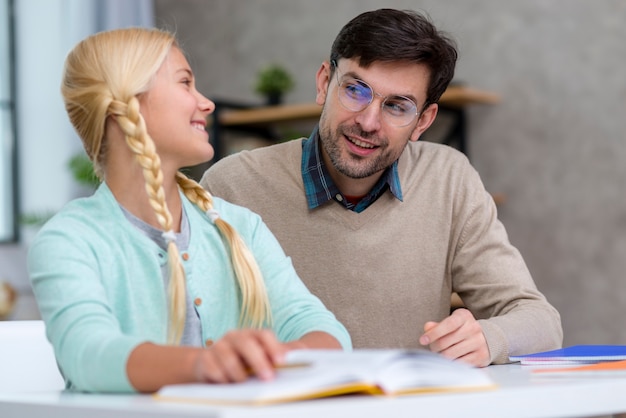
339;79;372;111
383;97;417;126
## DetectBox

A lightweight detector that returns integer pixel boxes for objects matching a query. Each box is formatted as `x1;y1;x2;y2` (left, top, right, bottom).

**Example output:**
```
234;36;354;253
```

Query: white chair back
0;320;65;392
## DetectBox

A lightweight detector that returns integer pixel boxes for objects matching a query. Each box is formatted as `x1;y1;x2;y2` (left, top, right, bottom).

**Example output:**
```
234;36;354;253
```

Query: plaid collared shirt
301;127;403;213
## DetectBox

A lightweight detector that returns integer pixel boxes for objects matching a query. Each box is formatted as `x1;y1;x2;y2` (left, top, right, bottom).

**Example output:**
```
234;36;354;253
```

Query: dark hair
330;9;458;108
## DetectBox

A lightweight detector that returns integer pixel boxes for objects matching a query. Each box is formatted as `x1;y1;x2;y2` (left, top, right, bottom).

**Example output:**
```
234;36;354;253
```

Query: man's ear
315;61;332;106
409;103;438;142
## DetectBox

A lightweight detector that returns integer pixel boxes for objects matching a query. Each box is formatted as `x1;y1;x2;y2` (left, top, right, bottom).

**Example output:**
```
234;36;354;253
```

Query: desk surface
1;364;625;418
217;85;500;127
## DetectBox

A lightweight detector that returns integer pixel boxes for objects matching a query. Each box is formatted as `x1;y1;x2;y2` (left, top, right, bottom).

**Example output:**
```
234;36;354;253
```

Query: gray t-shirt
121;205;202;346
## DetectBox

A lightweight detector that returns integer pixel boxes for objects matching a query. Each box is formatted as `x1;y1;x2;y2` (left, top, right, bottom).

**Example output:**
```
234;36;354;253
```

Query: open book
156;349;496;406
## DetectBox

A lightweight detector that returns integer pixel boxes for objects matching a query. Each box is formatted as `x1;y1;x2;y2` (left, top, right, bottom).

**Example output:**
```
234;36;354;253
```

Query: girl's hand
193;329;288;383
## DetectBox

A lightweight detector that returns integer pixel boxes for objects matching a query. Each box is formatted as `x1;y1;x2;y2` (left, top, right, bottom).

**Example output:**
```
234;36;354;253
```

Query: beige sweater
201;139;562;364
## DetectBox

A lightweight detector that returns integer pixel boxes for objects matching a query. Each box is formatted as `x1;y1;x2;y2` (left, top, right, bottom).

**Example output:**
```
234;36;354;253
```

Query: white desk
1;364;625;418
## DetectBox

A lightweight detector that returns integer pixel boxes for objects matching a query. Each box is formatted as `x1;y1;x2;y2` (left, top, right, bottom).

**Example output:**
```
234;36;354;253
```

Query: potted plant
254;64;294;106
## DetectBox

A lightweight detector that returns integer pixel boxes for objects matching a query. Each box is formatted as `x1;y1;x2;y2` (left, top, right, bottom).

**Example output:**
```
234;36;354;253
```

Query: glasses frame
331;60;420;127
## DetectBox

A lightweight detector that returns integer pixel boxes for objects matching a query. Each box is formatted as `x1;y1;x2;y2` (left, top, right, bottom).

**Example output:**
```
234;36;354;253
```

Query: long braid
110;98;186;345
176;172;272;328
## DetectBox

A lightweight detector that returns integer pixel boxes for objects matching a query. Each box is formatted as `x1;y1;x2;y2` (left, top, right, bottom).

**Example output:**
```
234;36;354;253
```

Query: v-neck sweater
201;138;562;364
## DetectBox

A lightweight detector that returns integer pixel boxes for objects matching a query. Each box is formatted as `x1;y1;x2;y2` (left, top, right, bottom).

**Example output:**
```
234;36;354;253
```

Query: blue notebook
510;345;626;365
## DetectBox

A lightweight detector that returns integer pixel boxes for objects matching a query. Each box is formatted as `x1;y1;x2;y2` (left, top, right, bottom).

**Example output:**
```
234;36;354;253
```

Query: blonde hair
61;27;271;344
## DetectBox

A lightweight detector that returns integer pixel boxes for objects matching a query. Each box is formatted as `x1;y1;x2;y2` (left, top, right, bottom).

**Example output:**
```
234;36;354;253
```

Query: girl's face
139;47;215;172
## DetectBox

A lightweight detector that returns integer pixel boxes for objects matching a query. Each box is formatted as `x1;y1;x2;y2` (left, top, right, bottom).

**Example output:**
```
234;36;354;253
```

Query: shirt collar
301;126;403;212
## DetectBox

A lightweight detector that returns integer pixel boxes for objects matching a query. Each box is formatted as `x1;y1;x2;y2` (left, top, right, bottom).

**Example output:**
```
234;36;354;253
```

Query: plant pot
266;92;283;106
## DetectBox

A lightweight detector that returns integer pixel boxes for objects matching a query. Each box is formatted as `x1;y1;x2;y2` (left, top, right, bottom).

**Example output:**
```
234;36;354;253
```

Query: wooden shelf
217;85;500;127
200;86;506;206
439;85;500;107
218;102;321;126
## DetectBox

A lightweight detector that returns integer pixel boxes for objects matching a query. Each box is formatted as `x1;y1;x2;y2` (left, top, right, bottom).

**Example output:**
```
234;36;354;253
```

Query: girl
28;27;350;393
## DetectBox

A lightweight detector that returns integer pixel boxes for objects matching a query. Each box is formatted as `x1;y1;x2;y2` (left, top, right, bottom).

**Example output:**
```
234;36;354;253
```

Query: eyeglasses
332;61;419;127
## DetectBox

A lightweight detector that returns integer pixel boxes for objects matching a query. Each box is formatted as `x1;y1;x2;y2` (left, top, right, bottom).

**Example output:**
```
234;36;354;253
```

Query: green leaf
19;211;55;227
254;64;294;95
67;153;100;188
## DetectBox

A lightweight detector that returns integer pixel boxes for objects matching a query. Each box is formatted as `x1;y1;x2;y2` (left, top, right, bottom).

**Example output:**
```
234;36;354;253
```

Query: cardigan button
182;253;190;261
205;339;214;347
194;297;202;306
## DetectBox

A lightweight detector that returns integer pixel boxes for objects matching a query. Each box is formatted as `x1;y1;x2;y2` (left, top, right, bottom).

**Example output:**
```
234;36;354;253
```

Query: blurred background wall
153;0;626;346
2;0;625;347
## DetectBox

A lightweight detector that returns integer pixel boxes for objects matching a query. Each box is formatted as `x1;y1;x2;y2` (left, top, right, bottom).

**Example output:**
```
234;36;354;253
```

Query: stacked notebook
509;345;626;376
510;345;626;365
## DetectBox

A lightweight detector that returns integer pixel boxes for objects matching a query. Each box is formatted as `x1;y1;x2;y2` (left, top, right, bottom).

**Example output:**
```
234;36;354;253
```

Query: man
201;8;562;366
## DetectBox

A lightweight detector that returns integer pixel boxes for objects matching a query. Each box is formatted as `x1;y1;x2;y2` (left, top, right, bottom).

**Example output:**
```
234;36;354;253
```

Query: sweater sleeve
450;161;563;364
28;217;145;393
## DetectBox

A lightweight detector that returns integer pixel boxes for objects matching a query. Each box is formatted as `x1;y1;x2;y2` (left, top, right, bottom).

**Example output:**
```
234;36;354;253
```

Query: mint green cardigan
28;183;351;392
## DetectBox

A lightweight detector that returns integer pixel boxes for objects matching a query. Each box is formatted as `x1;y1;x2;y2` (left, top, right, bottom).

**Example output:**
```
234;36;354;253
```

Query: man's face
315;58;437;192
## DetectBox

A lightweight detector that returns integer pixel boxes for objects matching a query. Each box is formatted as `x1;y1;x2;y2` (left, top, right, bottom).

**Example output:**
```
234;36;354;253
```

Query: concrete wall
3;0;624;346
154;0;626;346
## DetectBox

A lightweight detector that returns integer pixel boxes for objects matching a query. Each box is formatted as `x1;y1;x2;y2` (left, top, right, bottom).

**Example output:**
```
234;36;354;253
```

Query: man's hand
419;308;490;367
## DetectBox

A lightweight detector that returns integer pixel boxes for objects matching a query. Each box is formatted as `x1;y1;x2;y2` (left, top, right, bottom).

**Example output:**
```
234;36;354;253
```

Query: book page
372;351;494;393
157;350;383;404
